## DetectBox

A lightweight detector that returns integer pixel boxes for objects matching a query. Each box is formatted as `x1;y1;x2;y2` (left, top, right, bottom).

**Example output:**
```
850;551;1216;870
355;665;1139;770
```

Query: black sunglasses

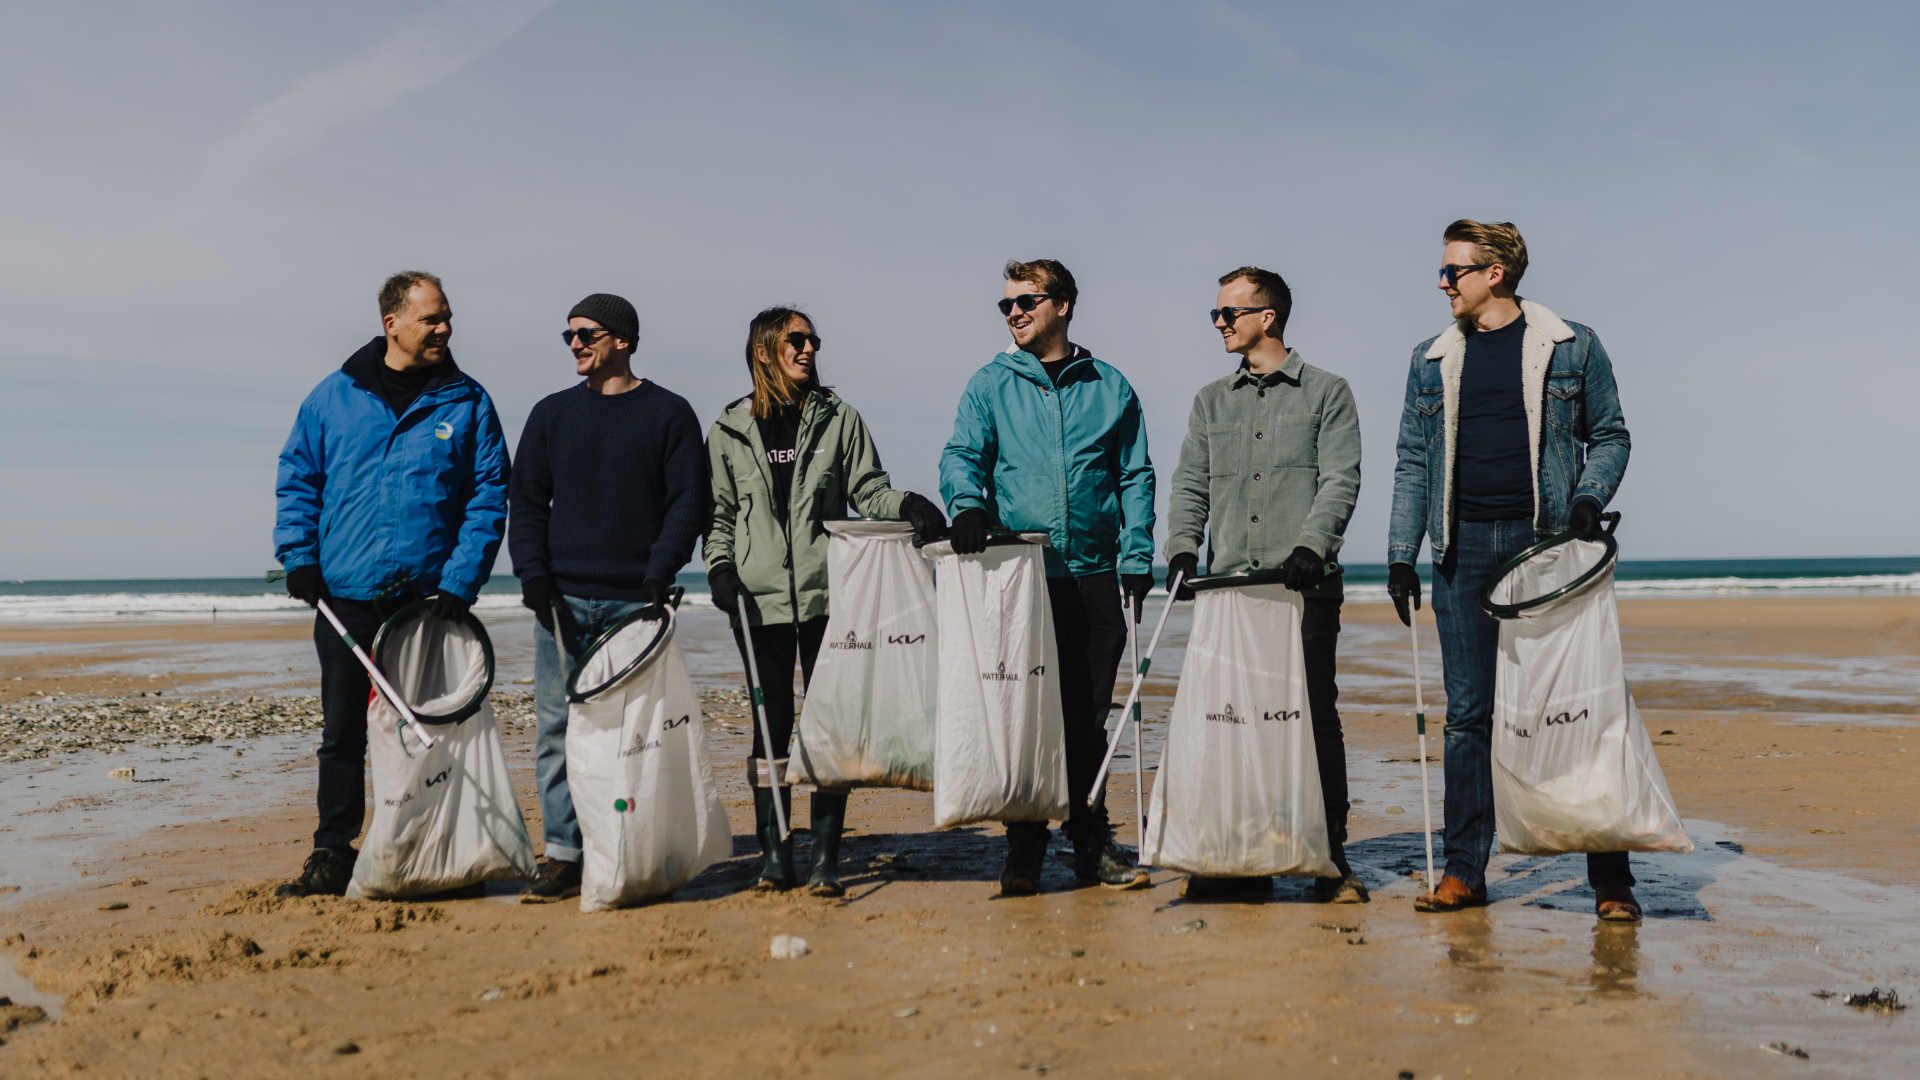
997;293;1057;316
561;327;614;346
1210;306;1274;324
785;331;822;351
1439;263;1492;287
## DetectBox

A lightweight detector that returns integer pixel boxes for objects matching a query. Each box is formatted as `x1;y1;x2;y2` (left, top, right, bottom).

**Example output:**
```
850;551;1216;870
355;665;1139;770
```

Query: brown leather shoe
1595;883;1643;922
1414;875;1487;913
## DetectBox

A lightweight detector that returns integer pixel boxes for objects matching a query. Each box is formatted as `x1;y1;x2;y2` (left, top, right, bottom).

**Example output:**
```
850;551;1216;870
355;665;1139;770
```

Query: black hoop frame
370;598;496;725
1186;562;1346;594
565;591;683;704
1477;512;1621;620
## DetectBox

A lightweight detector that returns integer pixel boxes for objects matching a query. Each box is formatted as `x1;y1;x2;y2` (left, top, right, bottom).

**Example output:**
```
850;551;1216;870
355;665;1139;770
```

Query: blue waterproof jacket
275;337;510;602
940;346;1155;578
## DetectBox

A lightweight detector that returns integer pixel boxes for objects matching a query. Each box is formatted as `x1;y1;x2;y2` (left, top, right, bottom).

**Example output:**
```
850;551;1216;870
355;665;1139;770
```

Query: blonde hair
744;307;819;420
1443;219;1528;288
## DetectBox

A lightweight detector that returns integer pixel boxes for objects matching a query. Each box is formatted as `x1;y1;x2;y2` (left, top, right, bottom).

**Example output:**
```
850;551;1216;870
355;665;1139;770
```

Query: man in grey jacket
1164;265;1366;903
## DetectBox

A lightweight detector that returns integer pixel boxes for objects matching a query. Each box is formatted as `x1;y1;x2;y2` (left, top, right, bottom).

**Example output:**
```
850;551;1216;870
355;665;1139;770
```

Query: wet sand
1;596;1915;1078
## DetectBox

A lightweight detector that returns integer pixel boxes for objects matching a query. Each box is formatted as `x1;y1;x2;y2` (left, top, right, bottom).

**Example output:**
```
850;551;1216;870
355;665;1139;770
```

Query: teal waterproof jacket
940;346;1155;578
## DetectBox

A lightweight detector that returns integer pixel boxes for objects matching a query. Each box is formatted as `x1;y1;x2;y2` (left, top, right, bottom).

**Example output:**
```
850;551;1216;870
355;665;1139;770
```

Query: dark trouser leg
1050;572;1128;843
312;597;383;851
1588;852;1636;888
1302;597;1352;878
1429;521;1528;894
739;620;801;761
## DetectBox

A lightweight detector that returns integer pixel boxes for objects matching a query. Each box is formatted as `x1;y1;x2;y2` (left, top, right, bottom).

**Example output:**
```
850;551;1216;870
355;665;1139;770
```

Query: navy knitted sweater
509;381;706;601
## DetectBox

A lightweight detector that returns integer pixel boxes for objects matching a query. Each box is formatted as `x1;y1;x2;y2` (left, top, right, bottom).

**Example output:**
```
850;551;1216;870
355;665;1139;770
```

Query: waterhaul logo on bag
829;631;873;651
623;714;691;757
981;661;1019;682
1205;704;1249;725
1503;720;1533;738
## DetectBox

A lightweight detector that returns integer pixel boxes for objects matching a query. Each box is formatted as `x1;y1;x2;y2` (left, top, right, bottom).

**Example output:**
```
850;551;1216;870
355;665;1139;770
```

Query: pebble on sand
99;902;128;911
770;934;809;960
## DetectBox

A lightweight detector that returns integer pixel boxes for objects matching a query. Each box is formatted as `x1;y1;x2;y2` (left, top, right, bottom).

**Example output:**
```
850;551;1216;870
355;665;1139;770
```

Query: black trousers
311;594;416;851
1303;598;1352;878
737;616;829;764
1008;571;1130;845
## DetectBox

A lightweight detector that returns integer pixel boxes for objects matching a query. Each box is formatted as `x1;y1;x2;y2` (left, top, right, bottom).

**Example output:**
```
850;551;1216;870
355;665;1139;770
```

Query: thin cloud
199;0;556;194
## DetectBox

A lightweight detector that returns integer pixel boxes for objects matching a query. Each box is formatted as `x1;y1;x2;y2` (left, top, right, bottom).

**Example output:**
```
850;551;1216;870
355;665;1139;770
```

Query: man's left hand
1282;547;1325;592
1569;500;1603;541
643;578;670;610
899;493;948;545
430;591;471;623
1121;573;1154;621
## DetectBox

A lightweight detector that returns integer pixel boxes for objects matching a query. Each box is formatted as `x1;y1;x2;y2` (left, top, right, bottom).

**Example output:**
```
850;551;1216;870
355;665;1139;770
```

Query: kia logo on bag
887;634;926;645
423;769;452;788
1262;709;1301;723
663;713;692;730
1543;709;1588;727
1029;665;1045;677
981;661;1020;682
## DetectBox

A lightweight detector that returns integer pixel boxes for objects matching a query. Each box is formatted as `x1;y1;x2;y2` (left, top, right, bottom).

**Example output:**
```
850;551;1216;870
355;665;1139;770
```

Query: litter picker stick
1128;589;1147;854
549;603;569;674
729;601;790;840
1409;605;1436;890
1090;570;1185;797
315;597;434;750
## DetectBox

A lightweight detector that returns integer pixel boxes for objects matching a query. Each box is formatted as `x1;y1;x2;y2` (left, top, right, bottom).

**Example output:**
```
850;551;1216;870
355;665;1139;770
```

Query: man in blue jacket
942;258;1156;895
1386;221;1638;920
272;271;511;897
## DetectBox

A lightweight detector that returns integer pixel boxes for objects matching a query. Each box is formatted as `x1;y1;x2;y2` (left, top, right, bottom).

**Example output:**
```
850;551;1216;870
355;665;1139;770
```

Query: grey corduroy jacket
1163;349;1362;599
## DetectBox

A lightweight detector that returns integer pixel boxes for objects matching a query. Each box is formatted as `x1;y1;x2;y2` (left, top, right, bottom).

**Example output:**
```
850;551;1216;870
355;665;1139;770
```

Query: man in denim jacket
1386;220;1639;920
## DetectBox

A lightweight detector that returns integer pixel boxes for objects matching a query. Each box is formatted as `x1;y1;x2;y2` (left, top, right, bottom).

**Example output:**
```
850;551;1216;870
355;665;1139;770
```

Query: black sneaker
999;827;1048;896
275;847;354;898
1074;835;1150;890
519;859;582;904
1313;874;1370;904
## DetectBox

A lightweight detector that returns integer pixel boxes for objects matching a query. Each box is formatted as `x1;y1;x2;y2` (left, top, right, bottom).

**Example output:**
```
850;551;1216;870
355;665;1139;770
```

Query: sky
2;1;1916;580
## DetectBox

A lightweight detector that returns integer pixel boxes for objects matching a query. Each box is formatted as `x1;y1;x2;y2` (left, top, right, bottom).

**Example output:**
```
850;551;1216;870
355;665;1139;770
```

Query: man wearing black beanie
509;292;706;902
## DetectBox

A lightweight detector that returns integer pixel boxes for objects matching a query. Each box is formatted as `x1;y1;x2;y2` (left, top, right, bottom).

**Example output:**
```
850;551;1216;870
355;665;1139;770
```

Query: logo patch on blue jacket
433;421;454;440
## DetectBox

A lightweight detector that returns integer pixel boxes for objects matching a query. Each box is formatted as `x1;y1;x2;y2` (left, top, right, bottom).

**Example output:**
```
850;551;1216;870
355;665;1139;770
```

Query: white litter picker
564;592;732;911
787;521;939;791
921;533;1069;830
1480;513;1692;856
348;599;537;899
1141;568;1339;879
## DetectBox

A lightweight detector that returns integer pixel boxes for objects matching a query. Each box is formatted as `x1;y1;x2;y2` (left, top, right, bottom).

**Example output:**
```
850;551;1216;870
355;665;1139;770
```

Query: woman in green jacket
705;306;945;896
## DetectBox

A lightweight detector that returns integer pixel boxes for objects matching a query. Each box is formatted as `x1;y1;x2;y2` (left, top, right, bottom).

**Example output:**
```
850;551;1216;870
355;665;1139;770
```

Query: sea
1;558;1915;621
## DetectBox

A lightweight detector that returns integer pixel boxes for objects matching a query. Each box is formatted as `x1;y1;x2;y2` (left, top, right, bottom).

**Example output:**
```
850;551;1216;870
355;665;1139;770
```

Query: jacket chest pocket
1545;374;1582;432
1205;423;1243;477
1415;389;1444;445
1264;414;1319;468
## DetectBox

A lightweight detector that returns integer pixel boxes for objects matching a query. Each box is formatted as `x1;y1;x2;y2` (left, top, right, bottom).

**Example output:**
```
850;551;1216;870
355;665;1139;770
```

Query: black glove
1166;552;1199;602
1569;499;1603;541
1121;573;1154;621
949;507;994;555
1281;546;1325;593
284;564;326;607
1388;562;1423;627
521;575;557;631
643;578;669;610
430;590;471;624
707;563;742;618
899;492;948;545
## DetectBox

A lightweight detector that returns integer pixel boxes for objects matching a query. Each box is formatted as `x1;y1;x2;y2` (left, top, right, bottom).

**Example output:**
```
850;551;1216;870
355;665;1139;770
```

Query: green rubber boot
749;760;795;892
807;789;850;898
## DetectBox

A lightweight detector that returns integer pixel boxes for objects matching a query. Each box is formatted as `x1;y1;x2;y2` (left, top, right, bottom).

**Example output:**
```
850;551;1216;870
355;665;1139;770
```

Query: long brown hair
744;306;821;419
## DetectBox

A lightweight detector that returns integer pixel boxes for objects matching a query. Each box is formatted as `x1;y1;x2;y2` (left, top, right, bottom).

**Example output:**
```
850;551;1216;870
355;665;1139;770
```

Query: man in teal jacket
941;258;1156;894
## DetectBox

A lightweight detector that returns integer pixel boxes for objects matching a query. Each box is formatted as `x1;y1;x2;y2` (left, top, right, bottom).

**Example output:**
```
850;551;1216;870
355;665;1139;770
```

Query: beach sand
1;596;1915;1078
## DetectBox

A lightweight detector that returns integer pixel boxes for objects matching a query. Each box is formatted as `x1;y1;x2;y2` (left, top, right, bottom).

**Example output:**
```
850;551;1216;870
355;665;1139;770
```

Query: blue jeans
1431;520;1633;894
533;594;650;863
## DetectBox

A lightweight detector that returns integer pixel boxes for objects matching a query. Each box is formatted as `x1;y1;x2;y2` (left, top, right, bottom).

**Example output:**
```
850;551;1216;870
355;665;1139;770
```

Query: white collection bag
788;521;939;791
922;535;1069;829
349;605;536;899
1487;538;1692;855
1143;582;1337;878
566;607;732;911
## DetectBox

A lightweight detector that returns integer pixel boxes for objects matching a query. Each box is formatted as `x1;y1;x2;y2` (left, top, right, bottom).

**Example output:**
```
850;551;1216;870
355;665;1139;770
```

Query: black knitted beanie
568;293;639;344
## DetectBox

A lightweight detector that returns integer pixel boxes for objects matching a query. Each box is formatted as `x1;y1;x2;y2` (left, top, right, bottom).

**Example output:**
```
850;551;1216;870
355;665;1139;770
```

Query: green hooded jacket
704;389;907;626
